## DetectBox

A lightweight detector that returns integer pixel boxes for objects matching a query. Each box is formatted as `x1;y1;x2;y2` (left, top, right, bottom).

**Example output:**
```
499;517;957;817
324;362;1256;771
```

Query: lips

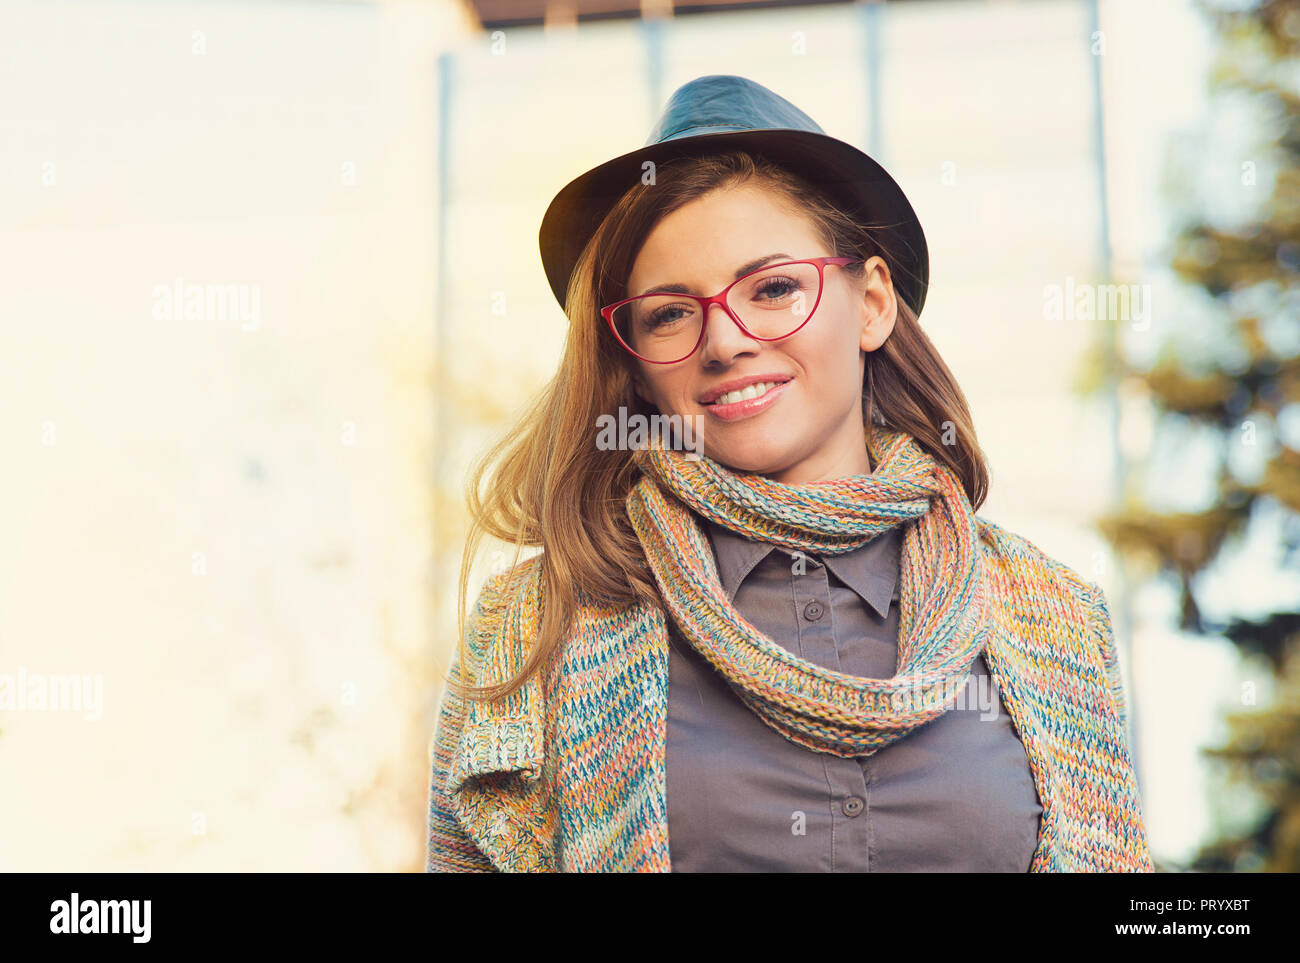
699;373;793;405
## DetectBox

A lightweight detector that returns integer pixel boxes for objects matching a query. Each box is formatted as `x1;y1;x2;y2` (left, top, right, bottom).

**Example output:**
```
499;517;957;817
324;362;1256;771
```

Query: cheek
634;364;658;396
798;307;861;373
637;371;680;409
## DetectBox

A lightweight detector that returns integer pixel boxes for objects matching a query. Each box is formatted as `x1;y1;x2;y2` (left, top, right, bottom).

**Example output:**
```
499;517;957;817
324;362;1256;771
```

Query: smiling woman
426;74;1154;874
621;185;894;482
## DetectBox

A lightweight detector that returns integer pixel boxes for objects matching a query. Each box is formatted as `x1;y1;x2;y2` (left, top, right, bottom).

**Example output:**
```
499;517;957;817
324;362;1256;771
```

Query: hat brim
538;128;929;320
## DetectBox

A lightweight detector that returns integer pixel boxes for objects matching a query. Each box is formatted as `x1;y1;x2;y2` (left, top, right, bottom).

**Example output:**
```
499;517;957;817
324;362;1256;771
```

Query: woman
426;75;1153;873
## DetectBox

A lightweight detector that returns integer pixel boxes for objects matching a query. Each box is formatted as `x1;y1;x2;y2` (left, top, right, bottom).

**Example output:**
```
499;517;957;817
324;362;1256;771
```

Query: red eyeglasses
601;256;864;364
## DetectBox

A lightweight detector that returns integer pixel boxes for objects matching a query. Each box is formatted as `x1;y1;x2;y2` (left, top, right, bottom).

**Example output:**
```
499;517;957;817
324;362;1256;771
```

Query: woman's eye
644;307;689;329
756;277;799;300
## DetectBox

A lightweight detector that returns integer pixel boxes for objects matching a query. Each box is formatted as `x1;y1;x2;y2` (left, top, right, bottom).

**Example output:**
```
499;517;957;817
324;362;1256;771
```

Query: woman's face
627;181;898;484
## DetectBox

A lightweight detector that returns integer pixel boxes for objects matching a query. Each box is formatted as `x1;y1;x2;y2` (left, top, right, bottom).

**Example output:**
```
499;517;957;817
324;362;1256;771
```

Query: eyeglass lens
613;261;823;362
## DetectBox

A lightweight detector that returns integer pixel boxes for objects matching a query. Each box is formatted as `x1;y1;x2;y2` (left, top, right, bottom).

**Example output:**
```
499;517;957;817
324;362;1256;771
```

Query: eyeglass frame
600;256;866;364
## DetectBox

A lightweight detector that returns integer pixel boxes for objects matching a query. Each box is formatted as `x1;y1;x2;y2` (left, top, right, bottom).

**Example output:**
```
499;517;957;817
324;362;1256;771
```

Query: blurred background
0;0;1295;872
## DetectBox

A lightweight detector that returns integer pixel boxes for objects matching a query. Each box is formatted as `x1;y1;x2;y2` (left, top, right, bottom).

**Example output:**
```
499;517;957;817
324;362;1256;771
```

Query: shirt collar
702;517;901;619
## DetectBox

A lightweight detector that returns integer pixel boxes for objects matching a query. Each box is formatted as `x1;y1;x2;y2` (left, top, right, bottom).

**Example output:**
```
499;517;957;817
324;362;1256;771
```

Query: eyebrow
635;253;793;298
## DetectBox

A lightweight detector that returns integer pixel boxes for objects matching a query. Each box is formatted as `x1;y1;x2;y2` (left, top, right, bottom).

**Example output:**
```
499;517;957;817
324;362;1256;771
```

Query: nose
698;300;760;366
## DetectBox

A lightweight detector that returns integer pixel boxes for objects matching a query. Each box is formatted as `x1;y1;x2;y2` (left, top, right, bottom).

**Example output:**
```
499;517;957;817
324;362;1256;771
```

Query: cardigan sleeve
1082;579;1132;749
426;580;500;873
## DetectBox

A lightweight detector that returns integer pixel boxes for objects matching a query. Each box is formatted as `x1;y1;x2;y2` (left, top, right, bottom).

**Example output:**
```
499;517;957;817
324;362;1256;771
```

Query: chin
707;438;795;476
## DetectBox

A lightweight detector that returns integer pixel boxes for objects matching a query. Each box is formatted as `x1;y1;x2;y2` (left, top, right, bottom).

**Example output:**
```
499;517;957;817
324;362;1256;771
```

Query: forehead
627;182;824;292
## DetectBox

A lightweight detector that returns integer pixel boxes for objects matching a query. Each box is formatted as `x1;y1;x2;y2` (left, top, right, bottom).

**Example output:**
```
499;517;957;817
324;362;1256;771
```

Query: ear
859;257;898;353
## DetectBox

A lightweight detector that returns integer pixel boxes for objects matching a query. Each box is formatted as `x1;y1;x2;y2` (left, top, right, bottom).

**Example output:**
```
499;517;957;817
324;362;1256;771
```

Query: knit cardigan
426;515;1155;872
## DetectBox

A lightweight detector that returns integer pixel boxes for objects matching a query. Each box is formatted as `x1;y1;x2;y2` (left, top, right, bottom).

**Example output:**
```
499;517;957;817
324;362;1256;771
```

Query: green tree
1096;0;1300;872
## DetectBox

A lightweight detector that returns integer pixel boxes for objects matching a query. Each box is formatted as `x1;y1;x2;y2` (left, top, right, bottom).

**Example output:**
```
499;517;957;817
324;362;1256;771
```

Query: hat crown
644;74;826;148
539;73;929;320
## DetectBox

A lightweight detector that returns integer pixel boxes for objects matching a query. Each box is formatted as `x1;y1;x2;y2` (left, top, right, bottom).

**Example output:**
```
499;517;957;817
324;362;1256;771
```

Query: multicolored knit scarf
625;422;989;758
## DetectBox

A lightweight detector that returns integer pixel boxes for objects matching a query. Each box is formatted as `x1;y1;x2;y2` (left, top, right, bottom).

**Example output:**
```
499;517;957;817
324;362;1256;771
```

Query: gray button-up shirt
665;516;1043;872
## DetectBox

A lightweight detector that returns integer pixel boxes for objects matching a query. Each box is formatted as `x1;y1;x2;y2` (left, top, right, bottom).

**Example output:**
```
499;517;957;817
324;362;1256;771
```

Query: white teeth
714;380;779;405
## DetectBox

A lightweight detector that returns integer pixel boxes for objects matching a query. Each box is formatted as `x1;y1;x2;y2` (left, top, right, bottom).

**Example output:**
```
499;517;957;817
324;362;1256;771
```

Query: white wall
0;0;475;870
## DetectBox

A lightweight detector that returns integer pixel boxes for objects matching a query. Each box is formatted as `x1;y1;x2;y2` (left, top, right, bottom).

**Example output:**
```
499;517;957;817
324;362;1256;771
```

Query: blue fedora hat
538;74;929;319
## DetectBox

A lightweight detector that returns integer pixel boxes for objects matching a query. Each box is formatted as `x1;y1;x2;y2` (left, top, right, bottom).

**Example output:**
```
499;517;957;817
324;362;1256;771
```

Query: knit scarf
625;422;989;758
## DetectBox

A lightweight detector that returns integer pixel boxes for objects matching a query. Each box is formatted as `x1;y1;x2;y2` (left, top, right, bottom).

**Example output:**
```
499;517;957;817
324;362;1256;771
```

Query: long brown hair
449;149;989;702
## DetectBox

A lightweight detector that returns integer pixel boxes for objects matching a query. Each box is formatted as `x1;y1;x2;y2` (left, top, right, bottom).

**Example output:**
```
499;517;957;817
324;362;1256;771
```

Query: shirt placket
785;549;873;873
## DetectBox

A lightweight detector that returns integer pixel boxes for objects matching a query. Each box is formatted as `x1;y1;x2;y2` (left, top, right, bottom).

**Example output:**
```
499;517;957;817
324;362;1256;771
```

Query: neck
757;418;875;485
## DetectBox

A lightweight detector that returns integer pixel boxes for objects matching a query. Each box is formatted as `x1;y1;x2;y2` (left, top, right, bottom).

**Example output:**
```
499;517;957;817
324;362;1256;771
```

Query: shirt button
802;600;824;621
842;795;864;817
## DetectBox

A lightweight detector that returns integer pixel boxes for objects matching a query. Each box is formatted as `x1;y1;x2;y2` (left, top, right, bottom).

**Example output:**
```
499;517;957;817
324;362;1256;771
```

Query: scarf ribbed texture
430;422;1157;873
626;423;987;757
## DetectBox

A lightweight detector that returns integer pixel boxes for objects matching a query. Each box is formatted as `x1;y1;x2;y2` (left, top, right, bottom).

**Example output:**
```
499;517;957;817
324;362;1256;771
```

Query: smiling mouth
703;379;790;406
